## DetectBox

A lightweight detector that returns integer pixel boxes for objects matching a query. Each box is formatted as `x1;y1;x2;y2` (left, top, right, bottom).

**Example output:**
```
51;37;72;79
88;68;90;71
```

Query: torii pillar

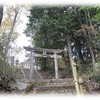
54;51;59;79
30;50;34;81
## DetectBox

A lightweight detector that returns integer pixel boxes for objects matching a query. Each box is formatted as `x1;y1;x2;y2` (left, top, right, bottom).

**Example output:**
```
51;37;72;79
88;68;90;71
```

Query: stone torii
23;46;63;81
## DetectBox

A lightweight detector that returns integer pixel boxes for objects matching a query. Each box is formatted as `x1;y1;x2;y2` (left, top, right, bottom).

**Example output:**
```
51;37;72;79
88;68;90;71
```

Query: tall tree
25;5;100;73
0;5;19;74
0;4;3;26
77;9;95;68
24;6;78;71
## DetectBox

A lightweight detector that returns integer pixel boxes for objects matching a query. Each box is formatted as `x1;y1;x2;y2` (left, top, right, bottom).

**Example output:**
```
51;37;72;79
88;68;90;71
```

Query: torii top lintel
23;46;63;53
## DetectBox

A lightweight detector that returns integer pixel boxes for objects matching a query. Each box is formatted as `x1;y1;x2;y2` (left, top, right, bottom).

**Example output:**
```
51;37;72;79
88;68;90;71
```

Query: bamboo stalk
79;77;84;95
71;58;80;95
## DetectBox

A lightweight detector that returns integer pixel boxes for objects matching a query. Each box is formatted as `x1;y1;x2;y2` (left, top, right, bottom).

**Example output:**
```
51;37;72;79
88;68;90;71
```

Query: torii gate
23;46;85;95
23;46;63;81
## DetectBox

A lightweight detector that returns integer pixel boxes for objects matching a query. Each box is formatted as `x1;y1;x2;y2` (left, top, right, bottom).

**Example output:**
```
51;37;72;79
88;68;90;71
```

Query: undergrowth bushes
77;63;93;76
0;74;16;91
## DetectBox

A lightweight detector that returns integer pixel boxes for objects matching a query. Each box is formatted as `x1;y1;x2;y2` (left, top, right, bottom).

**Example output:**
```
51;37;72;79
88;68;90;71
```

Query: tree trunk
2;5;19;74
78;11;95;69
65;32;73;70
0;4;3;26
84;9;88;24
74;37;84;60
65;32;80;94
77;45;84;60
87;9;97;37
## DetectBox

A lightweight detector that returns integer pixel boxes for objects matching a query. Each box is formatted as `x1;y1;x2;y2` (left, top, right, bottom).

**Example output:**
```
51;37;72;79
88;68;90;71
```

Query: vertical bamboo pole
71;58;80;95
79;77;84;95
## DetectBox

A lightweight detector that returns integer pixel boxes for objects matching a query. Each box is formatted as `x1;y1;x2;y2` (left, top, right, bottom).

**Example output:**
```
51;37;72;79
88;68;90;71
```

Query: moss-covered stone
25;83;37;93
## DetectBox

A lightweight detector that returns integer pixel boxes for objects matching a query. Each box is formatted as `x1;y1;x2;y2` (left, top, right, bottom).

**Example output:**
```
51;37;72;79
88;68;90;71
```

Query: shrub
25;83;37;93
0;74;16;91
92;72;100;84
77;63;93;76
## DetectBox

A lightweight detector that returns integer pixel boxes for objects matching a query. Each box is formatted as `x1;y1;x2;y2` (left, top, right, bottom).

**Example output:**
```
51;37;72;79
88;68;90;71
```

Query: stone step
31;78;74;84
32;78;75;92
38;85;75;91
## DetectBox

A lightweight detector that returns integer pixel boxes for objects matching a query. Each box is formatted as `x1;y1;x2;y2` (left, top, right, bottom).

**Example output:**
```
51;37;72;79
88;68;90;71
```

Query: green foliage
92;72;100;84
0;5;20;74
24;5;100;76
25;83;37;93
92;14;100;22
84;84;90;92
0;64;20;80
59;69;67;78
0;74;16;91
77;63;93;76
25;6;77;49
92;32;100;49
25;6;78;70
91;61;100;84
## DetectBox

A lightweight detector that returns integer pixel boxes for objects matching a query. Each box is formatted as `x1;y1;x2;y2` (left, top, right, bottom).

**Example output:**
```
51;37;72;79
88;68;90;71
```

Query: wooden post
79;77;84;95
71;58;80;95
30;51;34;81
54;52;59;79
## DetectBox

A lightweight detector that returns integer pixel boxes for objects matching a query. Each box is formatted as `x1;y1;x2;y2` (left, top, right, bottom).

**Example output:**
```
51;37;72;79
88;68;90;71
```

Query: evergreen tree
24;5;100;75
